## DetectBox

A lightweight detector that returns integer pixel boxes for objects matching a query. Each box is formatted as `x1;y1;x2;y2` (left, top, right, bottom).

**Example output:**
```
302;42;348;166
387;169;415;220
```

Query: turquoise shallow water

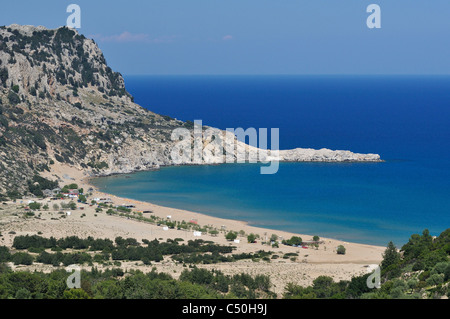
91;75;450;247
91;161;450;247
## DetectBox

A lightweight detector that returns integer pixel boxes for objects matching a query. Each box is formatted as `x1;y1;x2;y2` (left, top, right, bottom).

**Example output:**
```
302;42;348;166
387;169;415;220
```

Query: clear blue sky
1;0;450;75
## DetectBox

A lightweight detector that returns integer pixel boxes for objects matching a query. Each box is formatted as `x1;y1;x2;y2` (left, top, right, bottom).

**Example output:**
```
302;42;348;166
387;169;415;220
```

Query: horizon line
122;73;450;77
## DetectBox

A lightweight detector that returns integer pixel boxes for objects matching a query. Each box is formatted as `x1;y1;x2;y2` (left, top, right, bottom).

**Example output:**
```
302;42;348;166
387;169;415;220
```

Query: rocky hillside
0;24;380;198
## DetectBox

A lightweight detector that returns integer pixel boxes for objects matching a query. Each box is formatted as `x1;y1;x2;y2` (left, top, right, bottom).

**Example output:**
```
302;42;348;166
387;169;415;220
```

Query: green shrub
7;189;22;200
11;252;34;265
0;246;11;262
29;202;41;210
247;233;257;243
282;236;303;246
225;231;237;241
15;288;32;299
336;245;346;255
7;90;20;104
426;274;444;286
0;68;8;86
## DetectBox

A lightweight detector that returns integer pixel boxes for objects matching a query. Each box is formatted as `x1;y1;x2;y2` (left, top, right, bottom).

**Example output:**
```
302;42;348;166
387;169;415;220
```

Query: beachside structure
94;197;113;204
42;189;53;198
41;188;62;198
62;189;79;199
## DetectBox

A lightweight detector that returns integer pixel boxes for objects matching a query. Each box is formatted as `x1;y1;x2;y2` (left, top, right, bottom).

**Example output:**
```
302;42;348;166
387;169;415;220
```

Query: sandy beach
0;163;385;296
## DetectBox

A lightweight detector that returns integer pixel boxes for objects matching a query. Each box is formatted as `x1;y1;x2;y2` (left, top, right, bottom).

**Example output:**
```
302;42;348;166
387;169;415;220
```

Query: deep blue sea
91;75;450;246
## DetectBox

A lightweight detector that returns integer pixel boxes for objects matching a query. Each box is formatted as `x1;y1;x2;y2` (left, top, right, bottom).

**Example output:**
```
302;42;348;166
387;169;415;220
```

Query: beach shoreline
0;163;385;295
51;163;387;253
86;170;386;249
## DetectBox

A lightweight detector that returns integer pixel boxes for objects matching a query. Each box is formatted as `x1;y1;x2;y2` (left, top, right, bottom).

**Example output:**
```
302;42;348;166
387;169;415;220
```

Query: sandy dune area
0;163;385;296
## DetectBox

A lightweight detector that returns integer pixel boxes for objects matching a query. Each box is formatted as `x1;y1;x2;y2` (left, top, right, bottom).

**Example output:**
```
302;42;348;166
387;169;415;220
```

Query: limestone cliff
0;24;380;197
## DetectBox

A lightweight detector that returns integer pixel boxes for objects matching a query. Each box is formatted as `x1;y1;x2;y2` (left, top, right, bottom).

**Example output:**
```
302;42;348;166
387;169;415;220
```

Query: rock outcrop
278;148;380;162
0;25;381;196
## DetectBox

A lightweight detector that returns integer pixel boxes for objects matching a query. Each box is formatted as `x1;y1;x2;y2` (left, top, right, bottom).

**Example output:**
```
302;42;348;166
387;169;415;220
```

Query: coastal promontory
0;24;380;196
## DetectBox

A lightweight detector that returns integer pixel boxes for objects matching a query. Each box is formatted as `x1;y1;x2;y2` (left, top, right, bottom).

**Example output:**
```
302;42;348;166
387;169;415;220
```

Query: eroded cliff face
0;24;380;195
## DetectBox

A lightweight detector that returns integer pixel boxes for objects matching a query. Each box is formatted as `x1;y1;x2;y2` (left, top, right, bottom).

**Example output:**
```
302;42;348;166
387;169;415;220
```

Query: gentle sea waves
91;75;450;246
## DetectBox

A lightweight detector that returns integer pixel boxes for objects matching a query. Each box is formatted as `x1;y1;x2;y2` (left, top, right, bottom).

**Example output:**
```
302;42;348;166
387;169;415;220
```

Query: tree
63;289;91;299
7;91;20;105
92;280;123;299
312;276;336;298
11;252;34;265
29;202;41;210
407;278;419;291
247;233;257;243
209;230;219;237
0;246;11;262
270;234;278;242
78;194;87;203
254;274;271;292
225;232;237;241
283;236;302;246
61;184;78;193
283;283;317;299
7;189;22;200
401;229;434;260
421;250;449;270
426;274;444;287
381;241;400;270
15;288;32;299
0;68;8;87
313;235;320;242
336;245;346;255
